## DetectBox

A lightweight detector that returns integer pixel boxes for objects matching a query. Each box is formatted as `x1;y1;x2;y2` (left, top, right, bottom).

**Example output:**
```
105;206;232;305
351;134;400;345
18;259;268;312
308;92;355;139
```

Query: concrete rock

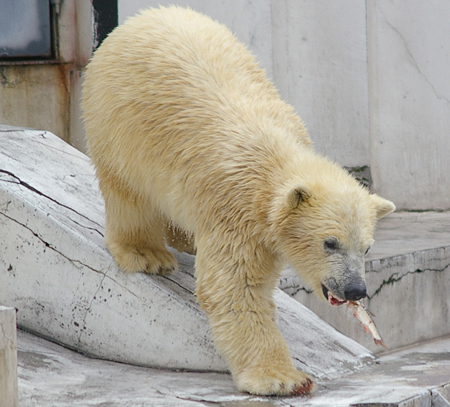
16;329;450;407
0;306;18;407
0;126;224;371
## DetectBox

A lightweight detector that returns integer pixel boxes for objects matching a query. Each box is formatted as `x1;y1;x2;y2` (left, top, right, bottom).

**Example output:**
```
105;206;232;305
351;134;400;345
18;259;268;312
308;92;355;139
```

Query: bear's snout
343;279;367;301
323;272;367;304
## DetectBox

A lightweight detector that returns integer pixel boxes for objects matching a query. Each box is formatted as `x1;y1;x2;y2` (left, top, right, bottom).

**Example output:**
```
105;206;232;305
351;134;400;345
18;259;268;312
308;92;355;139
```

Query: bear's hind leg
101;181;177;275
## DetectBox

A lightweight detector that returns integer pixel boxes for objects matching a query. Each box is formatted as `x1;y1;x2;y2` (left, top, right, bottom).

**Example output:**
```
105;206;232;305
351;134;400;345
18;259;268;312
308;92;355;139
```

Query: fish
346;300;387;348
326;291;386;348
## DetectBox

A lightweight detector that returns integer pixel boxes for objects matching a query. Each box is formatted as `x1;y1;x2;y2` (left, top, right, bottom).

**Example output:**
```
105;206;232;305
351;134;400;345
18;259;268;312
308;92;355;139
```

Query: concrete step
280;211;450;353
17;328;450;406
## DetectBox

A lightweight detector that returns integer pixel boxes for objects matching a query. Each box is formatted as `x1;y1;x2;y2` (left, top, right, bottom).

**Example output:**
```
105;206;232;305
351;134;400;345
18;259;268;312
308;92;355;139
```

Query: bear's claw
291;378;314;396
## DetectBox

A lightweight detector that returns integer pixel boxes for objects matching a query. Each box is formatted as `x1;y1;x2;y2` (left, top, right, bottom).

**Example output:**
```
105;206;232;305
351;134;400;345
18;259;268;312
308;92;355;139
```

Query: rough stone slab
0;306;18;407
16;329;450;407
0;126;373;376
280;211;450;353
432;384;450;406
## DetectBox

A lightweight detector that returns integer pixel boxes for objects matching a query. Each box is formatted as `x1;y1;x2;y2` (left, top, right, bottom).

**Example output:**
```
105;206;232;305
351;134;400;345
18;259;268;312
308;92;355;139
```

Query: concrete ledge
16;329;450;406
280;211;450;353
0;126;374;376
0;306;18;407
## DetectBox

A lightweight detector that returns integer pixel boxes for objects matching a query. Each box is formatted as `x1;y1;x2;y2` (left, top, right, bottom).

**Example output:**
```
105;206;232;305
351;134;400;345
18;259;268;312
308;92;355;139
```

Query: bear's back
83;6;308;151
82;6;310;230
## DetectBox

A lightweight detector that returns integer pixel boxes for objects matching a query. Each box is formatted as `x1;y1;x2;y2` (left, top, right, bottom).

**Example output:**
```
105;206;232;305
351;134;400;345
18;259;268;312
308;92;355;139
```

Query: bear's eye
324;237;340;252
365;246;371;255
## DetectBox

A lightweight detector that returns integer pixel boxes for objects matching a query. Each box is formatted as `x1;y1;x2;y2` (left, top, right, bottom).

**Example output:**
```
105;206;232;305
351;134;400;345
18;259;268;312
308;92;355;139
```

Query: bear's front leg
195;251;314;397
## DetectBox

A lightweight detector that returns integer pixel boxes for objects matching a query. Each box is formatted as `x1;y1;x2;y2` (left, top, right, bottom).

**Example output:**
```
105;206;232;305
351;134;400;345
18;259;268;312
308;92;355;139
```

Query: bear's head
272;168;395;305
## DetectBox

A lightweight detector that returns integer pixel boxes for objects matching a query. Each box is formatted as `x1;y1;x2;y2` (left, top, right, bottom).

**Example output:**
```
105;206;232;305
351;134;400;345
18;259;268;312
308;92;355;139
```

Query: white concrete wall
367;0;450;210
272;0;370;166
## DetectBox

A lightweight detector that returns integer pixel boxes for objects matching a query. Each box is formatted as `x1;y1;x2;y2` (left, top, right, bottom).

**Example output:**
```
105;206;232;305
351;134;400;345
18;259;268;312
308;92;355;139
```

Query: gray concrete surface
17;329;450;406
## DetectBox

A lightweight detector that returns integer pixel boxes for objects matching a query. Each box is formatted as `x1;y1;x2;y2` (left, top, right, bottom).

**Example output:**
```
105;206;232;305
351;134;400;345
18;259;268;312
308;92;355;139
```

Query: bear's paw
107;242;178;275
235;365;314;397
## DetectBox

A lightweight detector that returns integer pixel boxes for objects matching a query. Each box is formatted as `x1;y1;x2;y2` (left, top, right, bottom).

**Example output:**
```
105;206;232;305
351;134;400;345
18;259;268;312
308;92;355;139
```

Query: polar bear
82;6;395;396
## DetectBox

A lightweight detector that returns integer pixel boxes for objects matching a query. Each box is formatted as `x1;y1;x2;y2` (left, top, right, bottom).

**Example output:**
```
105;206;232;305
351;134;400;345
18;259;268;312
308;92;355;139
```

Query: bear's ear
370;194;396;219
287;185;312;209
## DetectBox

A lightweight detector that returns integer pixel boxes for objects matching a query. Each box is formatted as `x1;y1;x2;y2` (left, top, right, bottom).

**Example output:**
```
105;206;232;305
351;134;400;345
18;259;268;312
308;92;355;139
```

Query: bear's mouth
322;284;346;306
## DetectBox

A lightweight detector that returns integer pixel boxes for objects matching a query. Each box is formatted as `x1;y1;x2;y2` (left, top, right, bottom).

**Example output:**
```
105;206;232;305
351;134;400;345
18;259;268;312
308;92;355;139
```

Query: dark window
0;0;52;59
93;0;118;49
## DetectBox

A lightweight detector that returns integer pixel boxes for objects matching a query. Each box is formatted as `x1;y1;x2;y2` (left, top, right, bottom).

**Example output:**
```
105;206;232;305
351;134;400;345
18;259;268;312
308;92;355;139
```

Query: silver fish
346;300;386;348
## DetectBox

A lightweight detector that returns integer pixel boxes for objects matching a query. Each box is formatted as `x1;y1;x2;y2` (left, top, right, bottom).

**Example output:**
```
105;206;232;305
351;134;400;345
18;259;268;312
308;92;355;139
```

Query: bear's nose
344;280;367;301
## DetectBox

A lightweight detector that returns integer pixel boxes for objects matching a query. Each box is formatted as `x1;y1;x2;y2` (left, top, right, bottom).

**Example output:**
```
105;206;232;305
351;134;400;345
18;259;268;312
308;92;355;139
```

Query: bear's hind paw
108;243;178;275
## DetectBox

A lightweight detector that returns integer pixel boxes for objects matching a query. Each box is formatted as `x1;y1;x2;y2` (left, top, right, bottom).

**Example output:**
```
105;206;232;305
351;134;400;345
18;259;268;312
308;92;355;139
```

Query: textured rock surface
16;329;450;406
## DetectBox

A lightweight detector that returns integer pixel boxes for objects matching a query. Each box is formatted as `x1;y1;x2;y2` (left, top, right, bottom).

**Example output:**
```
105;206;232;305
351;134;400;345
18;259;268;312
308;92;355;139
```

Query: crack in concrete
1;207;149;347
286;285;313;297
0;199;12;212
164;275;195;296
381;9;450;106
173;395;225;406
68;216;104;238
291;356;327;380
77;272;109;344
33;136;92;162
280;260;450;303
370;263;450;299
155;387;261;407
0;169;103;230
0;210;103;275
0;208;143;303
